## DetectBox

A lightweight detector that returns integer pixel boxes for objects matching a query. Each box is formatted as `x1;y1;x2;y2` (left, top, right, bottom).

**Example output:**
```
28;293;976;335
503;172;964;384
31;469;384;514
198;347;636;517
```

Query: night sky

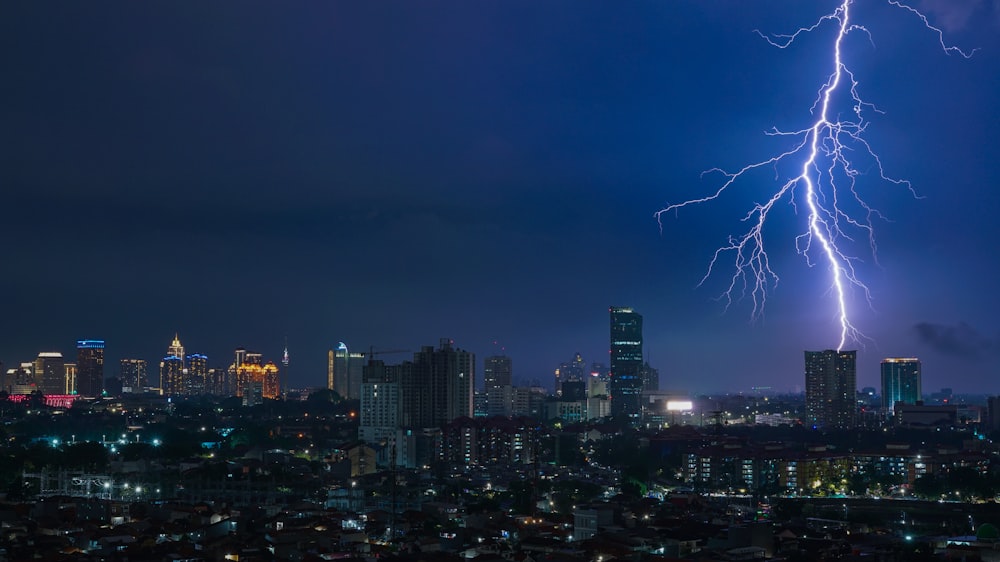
3;1;999;394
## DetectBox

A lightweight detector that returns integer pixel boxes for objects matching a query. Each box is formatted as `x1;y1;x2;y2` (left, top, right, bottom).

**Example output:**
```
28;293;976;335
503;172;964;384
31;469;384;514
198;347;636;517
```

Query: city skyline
3;2;999;393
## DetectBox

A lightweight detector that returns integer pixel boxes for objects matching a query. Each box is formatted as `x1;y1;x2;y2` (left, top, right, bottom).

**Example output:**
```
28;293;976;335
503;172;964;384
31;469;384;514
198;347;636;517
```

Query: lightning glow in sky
656;0;972;351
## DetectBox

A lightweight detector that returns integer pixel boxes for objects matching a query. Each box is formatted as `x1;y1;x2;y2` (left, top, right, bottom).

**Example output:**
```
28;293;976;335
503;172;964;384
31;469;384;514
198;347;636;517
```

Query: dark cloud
913;322;999;359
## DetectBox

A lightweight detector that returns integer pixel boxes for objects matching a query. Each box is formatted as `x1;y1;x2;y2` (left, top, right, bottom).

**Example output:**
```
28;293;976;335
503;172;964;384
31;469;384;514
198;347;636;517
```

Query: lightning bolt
656;0;973;351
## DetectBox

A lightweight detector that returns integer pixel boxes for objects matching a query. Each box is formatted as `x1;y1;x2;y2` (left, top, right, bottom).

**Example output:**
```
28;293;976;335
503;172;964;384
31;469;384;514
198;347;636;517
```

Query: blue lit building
609;307;643;419
881;357;921;416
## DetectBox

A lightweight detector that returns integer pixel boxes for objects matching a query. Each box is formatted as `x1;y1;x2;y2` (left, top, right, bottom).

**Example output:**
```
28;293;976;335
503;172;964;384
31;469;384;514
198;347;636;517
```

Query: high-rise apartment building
230;348;279;401
76;340;105;398
119;359;148;393
484;355;512;416
359;359;401;445
610;307;643;419
186;353;209;395
881;357;921;416
154;334;209;397
804;349;857;429
399;339;474;428
160;355;184;395
34;352;65;395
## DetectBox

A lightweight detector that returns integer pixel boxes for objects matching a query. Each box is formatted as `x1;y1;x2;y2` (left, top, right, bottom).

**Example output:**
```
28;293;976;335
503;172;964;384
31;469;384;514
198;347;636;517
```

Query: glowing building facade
881;357;921;416
230;349;280;402
329;342;364;400
160;355;184;396
609;307;643;419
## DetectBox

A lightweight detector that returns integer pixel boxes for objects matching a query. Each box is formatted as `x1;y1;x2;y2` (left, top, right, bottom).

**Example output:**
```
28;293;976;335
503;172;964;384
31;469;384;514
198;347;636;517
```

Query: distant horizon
0;331;978;396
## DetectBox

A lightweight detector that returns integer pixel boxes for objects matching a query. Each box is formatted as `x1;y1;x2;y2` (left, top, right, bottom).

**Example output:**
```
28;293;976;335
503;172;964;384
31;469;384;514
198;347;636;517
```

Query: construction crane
366;347;411;365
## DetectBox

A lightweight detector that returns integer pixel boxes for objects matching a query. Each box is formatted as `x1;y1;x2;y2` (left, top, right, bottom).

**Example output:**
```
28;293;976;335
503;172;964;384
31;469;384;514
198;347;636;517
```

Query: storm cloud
913;322;999;359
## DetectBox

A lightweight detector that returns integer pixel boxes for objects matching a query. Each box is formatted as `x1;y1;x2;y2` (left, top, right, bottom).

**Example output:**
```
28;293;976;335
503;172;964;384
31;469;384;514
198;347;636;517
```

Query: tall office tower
881;357;921;415
328;349;335;391
168;334;185;362
359;359;402;445
160;335;186;395
186;354;209;395
119;359;148;393
34;352;65;395
640;361;659;392
484;355;512;416
804;349;857;429
400;338;475;428
329;342;364;400
610;307;643;419
64;363;77;394
76;340;105;398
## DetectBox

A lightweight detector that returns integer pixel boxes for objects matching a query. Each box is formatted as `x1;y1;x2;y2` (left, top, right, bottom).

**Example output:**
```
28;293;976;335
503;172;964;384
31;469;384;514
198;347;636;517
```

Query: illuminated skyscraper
34;352;65;395
330;342;364;400
64;363;77;394
168;334;184;362
119;358;147;393
186;353;208;395
159;334;188;396
76;340;105;398
609;307;643;419
160;355;183;395
881;357;921;416
804;349;857;429
229;348;279;401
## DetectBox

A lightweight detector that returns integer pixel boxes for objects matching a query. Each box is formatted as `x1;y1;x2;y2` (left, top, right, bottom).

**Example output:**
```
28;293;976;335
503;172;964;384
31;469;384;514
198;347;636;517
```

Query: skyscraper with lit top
881;357;921;416
34;352;65;395
76;340;105;398
609;307;643;419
